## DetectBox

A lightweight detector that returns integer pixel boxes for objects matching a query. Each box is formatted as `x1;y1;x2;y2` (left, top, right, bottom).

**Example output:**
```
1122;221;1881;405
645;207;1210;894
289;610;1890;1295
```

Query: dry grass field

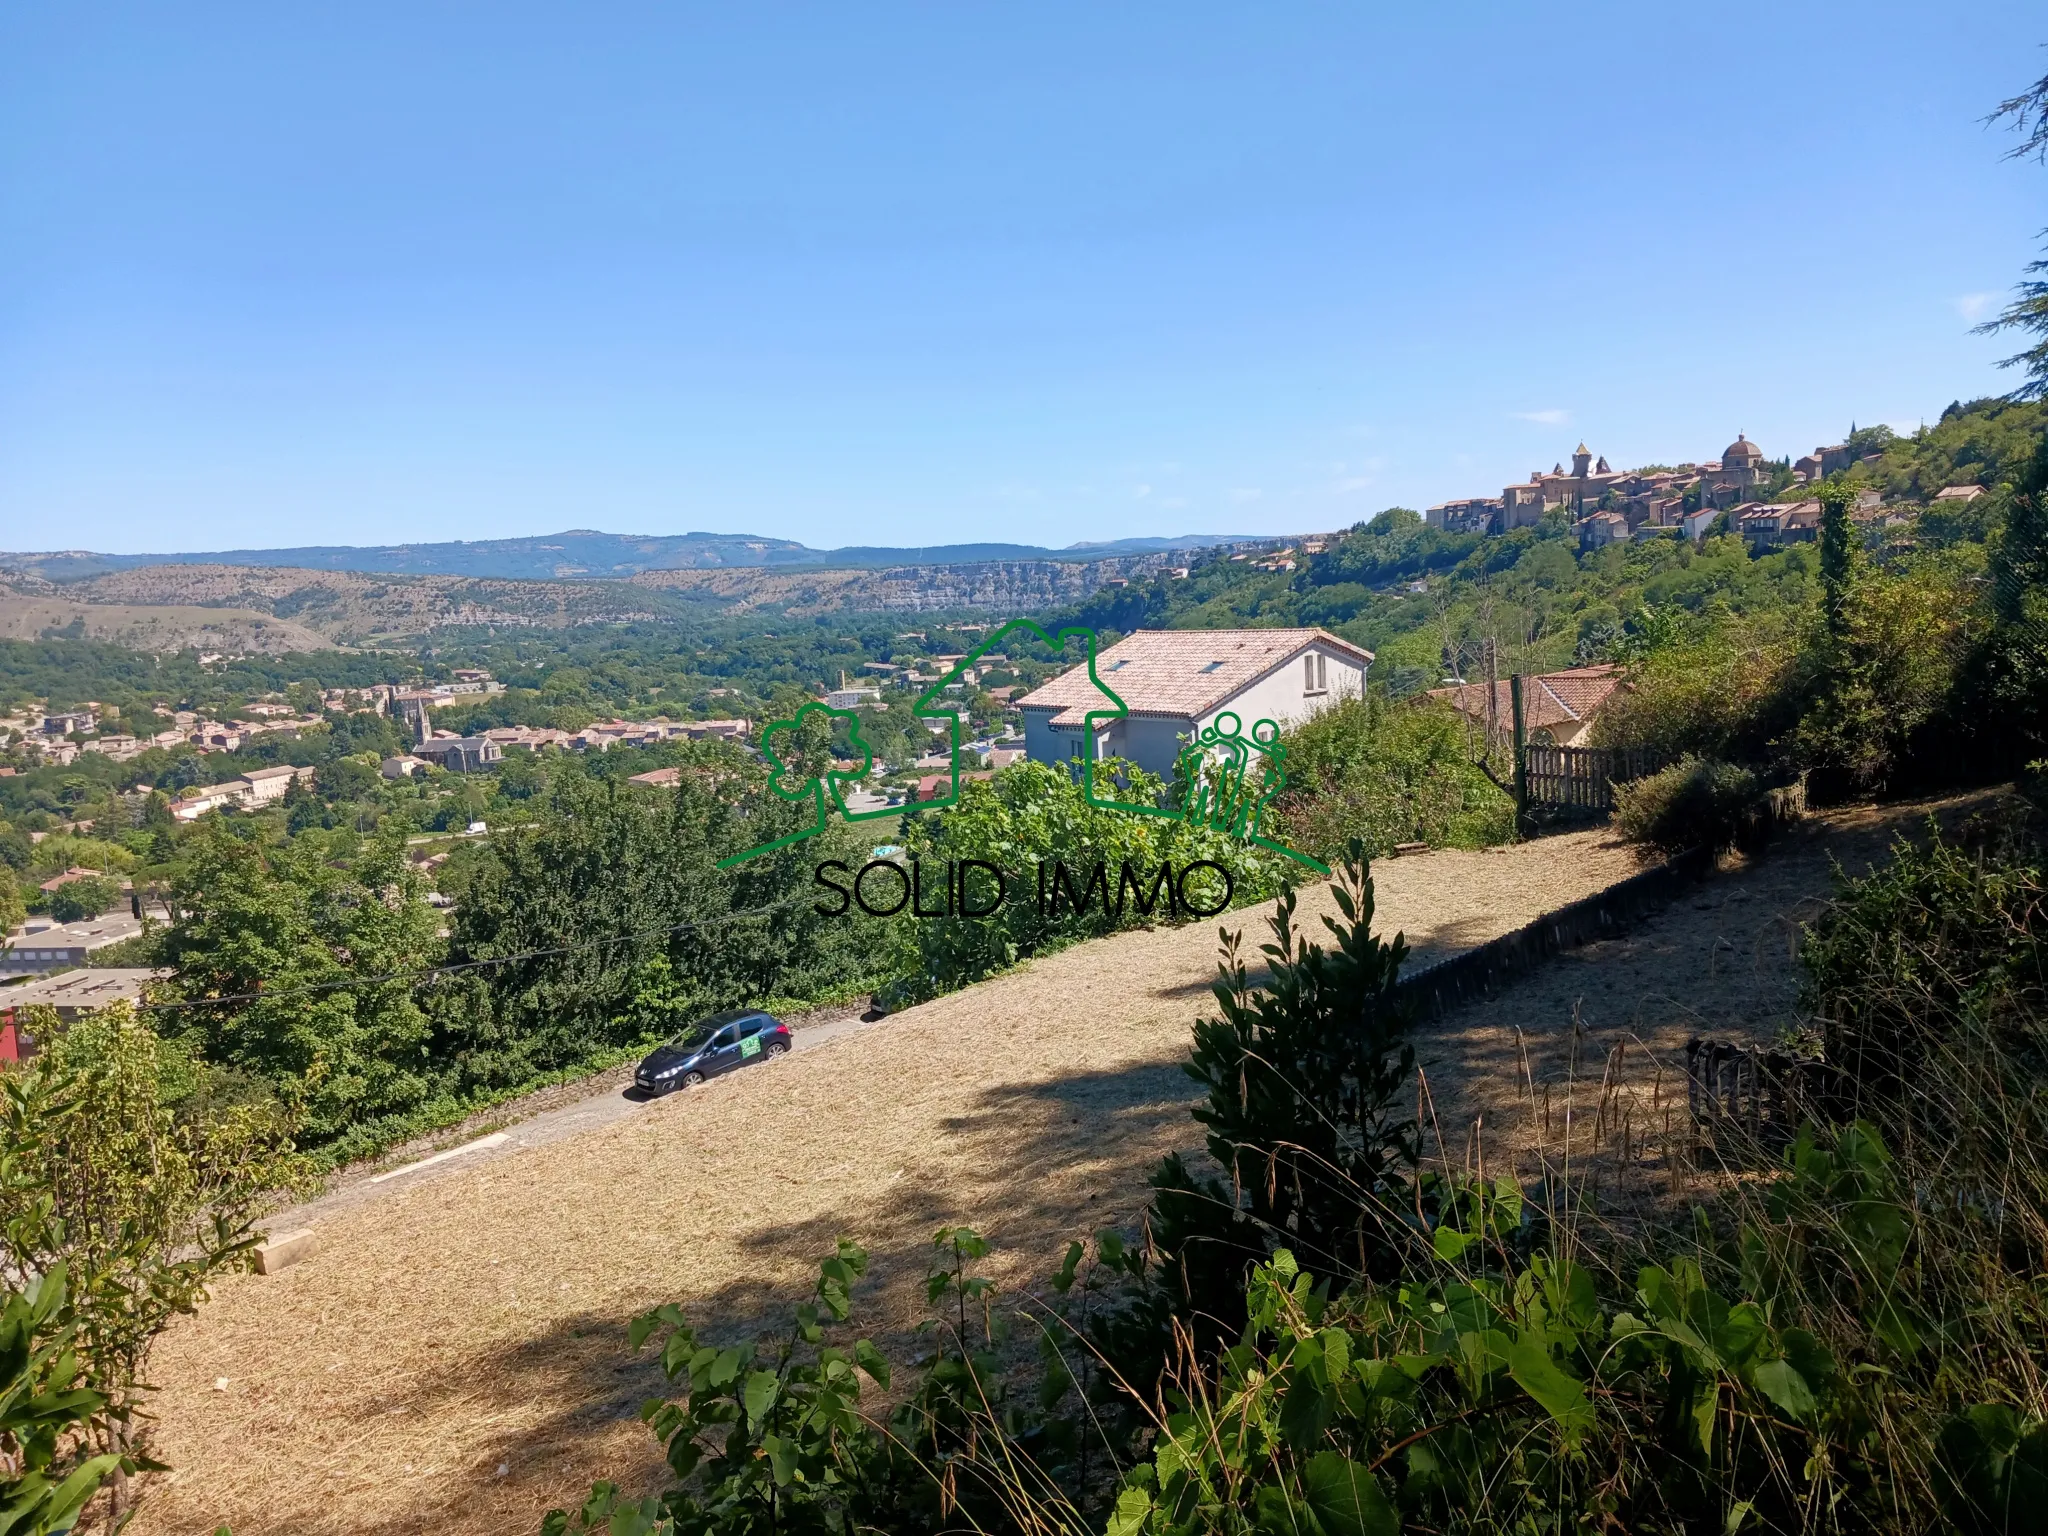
132;829;1643;1536
1410;791;2008;1200
130;796;2004;1534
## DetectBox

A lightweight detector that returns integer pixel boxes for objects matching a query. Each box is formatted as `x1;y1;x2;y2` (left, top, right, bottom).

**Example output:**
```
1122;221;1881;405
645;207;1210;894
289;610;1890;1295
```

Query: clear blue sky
2;4;2043;554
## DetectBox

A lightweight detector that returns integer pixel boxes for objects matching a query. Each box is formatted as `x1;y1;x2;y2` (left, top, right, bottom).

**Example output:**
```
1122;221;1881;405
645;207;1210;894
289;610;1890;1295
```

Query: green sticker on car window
740;1035;762;1058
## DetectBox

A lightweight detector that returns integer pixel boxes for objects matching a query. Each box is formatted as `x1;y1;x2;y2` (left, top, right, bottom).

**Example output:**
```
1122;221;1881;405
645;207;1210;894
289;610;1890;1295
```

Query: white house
1017;628;1372;782
241;764;314;805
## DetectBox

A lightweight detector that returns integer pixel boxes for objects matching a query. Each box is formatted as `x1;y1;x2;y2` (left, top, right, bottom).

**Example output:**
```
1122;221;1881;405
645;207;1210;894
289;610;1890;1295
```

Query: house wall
1110;715;1194;782
1023;709;1083;768
1024;640;1369;782
1;942;88;976
1197;641;1366;740
243;772;294;805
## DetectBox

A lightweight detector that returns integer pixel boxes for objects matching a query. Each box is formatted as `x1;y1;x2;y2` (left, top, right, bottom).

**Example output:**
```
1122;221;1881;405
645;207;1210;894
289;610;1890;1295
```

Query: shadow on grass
339;1055;1205;1536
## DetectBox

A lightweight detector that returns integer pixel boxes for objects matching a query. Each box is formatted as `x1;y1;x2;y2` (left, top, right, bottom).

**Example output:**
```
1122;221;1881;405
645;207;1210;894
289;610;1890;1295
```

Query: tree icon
718;702;892;868
719;617;1325;872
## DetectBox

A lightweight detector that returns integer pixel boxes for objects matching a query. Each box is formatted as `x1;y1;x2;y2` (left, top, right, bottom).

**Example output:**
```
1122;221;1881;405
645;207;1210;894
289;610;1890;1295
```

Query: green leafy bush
1272;696;1512;862
887;758;1288;1003
1589;615;1804;765
544;1227;1061;1536
0;1003;304;1527
0;1265;127;1536
1612;755;1762;853
1800;811;2045;1102
1145;842;1417;1346
47;874;120;923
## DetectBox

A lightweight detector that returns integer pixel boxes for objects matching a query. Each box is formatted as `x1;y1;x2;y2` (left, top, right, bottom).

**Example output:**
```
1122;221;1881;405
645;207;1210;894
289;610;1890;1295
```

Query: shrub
0;1003;304;1526
0;1266;126;1536
1145;840;1417;1347
1590;617;1804;766
887;757;1289;1003
1612;755;1761;853
1799;811;2044;1102
1272;695;1513;861
47;874;120;923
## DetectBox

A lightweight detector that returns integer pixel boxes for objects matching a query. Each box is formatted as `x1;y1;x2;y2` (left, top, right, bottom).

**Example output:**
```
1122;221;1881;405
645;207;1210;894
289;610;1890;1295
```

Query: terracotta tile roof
914;770;991;801
1017;628;1374;727
1426;664;1620;735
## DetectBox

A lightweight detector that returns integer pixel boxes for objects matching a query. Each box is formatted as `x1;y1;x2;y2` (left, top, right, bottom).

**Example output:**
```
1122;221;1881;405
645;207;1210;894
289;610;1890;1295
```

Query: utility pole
1510;673;1530;837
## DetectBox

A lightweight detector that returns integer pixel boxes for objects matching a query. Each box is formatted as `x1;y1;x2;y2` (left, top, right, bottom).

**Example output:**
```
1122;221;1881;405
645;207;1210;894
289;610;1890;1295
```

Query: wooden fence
1521;744;1665;813
1683;1037;1841;1151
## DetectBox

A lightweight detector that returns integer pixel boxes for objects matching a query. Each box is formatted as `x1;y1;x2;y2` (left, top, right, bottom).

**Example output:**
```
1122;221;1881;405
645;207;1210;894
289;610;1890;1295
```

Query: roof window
1200;661;1225;673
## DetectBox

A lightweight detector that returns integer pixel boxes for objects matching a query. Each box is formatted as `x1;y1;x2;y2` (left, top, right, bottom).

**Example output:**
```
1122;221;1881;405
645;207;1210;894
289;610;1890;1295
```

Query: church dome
1724;434;1762;463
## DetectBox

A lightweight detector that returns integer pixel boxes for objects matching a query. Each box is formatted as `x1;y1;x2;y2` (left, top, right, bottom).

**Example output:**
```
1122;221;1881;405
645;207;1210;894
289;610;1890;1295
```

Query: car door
700;1022;743;1076
731;1016;770;1070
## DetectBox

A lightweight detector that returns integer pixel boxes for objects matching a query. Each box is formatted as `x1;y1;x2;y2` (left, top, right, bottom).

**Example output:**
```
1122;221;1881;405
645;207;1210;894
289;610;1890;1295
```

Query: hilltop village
1421;431;1971;549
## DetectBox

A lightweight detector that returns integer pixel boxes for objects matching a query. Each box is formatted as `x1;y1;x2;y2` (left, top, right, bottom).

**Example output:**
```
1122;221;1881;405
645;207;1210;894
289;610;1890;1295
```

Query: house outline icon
719;616;1326;872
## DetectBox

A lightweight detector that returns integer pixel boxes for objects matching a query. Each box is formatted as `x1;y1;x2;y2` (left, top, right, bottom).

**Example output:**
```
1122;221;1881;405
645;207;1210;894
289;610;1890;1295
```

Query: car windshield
670;1011;749;1048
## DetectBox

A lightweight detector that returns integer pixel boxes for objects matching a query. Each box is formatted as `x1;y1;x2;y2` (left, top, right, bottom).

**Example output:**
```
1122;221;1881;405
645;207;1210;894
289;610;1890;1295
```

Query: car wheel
680;1070;706;1088
764;1042;789;1059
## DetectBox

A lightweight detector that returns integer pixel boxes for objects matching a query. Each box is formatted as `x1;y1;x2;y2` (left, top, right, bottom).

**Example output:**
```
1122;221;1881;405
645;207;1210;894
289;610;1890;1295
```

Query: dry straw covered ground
1411;792;2005;1201
137;828;1667;1536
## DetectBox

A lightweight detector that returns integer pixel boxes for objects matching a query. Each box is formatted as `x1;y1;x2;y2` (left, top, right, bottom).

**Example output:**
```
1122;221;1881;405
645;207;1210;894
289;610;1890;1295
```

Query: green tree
440;745;871;1090
1978;66;2048;399
1818;478;1856;639
1984;431;2048;760
0;1004;302;1525
155;825;443;1144
47;876;119;924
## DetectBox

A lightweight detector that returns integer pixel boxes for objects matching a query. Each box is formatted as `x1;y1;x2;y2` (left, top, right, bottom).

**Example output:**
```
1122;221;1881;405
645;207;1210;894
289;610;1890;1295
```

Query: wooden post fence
1520;744;1666;814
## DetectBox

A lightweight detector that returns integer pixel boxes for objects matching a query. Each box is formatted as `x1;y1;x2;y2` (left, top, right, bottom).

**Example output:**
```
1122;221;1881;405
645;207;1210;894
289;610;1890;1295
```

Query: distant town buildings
170;765;316;821
1;911;150;977
413;736;504;773
1429;435;1795;544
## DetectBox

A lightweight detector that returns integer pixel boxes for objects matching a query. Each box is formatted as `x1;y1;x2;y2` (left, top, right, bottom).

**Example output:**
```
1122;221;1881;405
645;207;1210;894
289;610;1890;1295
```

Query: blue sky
2;4;2043;554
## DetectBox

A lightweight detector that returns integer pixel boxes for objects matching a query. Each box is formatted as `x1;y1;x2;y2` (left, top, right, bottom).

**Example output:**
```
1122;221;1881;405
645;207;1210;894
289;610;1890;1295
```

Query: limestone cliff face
634;557;1158;614
0;553;1169;644
860;558;1157;611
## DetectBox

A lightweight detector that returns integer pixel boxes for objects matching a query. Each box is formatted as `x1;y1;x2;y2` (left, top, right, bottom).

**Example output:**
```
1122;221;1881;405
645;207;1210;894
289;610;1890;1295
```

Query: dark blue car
634;1009;791;1094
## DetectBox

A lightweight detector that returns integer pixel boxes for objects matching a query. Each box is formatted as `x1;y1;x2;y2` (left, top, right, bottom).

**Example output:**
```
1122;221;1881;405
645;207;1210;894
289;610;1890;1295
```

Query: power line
135;891;812;1013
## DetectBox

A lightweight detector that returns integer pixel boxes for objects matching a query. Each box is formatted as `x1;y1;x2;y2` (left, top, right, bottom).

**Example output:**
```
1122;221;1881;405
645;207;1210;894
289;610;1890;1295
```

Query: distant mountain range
0;529;1266;584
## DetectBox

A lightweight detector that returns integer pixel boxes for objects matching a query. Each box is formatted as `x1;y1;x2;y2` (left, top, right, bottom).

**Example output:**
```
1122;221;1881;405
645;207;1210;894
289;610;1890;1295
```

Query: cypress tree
1817;479;1856;640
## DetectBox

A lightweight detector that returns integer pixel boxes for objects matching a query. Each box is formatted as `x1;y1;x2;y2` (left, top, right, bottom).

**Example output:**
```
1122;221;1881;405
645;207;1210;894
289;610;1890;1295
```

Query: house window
1303;652;1328;694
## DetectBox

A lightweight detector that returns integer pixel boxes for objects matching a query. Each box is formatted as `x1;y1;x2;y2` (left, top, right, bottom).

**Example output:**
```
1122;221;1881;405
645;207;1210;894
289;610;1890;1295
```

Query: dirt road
136;831;1645;1536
